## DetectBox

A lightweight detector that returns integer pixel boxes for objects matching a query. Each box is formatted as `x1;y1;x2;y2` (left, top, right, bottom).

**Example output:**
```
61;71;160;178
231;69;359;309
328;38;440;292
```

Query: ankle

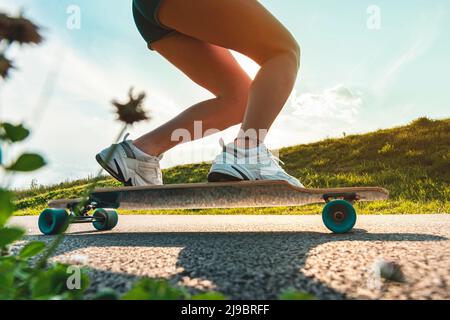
132;140;162;158
234;137;262;149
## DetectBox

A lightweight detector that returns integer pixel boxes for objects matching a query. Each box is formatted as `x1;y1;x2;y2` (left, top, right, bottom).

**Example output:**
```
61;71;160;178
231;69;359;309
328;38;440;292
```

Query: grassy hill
13;117;450;216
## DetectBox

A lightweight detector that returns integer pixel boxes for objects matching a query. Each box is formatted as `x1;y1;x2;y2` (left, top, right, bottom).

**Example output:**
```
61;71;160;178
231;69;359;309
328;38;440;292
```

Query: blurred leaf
0;227;25;248
121;279;187;300
19;241;46;258
93;288;120;300
191;292;227;300
120;287;149;300
6;153;46;172
278;289;316;300
0;257;17;299
1;123;30;142
0;189;14;227
31;263;89;300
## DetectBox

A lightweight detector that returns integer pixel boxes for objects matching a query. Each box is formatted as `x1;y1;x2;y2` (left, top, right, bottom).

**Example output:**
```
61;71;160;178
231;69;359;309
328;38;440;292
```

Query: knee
217;78;251;124
278;38;301;70
259;35;301;70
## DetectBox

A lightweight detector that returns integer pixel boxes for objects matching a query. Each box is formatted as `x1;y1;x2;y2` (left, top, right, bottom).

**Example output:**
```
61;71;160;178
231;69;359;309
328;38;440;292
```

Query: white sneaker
208;140;304;188
95;137;163;187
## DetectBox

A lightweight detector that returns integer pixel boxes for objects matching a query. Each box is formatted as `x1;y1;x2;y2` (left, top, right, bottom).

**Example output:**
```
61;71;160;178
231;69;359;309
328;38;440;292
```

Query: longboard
49;180;388;210
38;181;389;235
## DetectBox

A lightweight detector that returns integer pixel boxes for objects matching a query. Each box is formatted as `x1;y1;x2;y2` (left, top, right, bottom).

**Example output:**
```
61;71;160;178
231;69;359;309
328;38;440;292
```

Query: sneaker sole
207;172;244;183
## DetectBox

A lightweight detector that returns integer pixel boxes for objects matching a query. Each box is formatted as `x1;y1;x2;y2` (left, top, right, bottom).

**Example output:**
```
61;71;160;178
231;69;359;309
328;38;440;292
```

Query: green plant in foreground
0;120;92;300
0;247;90;300
0;109;88;299
0;89;153;299
0;122;46;252
278;288;316;300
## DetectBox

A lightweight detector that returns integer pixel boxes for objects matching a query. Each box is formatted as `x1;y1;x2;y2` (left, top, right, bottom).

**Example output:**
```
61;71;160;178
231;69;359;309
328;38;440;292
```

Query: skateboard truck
66;191;121;217
66;201;98;217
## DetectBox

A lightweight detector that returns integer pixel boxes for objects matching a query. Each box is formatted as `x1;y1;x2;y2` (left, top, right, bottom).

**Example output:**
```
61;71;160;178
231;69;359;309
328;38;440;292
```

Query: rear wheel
322;200;356;234
38;209;70;235
92;209;119;231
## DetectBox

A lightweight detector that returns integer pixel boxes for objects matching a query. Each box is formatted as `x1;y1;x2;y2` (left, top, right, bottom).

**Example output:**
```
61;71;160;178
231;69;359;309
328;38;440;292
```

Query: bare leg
135;0;300;154
157;0;301;146
134;33;252;156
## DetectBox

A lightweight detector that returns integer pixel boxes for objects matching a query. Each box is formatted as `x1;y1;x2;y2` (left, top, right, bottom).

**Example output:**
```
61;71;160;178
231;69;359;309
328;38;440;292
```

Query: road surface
10;214;450;300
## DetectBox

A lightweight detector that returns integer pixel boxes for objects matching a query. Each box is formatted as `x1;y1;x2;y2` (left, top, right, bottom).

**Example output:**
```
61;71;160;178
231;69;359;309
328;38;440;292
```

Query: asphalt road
10;214;450;300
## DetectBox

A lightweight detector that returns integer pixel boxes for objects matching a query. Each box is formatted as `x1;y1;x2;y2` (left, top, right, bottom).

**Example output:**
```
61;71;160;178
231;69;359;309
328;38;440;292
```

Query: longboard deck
48;181;389;211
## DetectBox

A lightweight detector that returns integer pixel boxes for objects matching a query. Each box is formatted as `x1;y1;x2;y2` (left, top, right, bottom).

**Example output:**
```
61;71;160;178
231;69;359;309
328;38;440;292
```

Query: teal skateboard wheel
92;209;118;231
322;200;356;234
38;209;70;235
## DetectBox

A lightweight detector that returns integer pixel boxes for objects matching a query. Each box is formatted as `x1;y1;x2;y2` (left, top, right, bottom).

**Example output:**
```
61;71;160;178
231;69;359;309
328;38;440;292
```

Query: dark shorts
132;0;175;50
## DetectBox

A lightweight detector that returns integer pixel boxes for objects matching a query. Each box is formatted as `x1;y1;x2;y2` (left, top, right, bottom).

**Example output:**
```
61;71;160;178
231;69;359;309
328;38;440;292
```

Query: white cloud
291;85;362;122
262;84;364;149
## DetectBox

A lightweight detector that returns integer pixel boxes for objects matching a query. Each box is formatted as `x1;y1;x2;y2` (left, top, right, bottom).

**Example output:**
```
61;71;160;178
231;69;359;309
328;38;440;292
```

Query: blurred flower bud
112;88;150;125
0;12;43;45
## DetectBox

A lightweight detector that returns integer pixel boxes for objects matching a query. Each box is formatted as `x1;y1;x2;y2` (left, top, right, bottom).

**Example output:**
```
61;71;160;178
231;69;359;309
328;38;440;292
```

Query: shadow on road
27;230;447;299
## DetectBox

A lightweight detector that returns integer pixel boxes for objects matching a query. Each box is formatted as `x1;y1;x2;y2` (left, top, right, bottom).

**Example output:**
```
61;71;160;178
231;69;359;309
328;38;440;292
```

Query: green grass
13;117;450;216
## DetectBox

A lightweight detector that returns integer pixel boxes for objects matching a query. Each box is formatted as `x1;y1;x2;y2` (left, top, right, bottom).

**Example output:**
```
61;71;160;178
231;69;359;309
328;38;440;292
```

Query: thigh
152;32;251;97
157;0;299;65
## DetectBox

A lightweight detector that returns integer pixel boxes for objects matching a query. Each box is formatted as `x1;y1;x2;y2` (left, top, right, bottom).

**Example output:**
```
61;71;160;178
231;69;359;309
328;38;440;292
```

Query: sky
1;0;449;188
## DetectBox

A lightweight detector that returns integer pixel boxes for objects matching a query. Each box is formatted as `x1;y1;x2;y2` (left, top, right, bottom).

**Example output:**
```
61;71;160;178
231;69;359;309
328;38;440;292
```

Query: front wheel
92;209;119;231
38;209;70;235
322;200;357;234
